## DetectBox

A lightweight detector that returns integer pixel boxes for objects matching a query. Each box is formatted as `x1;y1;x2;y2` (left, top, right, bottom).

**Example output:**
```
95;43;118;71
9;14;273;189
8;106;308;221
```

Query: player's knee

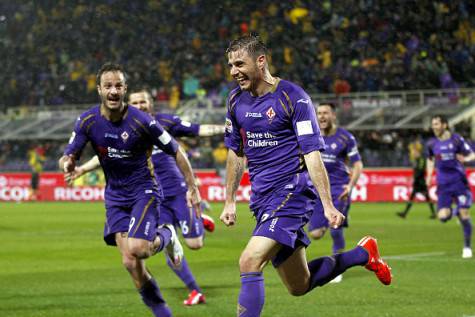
309;228;327;240
459;209;470;219
128;241;151;259
437;209;451;222
239;251;265;272
185;238;203;250
121;255;137;272
286;284;308;297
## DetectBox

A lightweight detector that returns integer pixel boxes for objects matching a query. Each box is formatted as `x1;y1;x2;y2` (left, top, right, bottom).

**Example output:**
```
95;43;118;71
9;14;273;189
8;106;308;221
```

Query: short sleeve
346;133;362;163
456;135;473;156
224;100;242;153
145;115;179;155
289;89;325;154
163;115;200;137
64;115;90;159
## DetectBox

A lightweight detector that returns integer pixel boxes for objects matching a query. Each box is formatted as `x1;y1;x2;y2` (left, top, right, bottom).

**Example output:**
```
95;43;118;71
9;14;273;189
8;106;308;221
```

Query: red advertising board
1;169;475;202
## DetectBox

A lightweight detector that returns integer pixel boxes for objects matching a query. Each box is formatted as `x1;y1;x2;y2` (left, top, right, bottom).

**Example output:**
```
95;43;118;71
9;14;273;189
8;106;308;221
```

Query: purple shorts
437;181;472;210
103;193;160;246
308;185;350;231
158;193;204;239
251;189;315;267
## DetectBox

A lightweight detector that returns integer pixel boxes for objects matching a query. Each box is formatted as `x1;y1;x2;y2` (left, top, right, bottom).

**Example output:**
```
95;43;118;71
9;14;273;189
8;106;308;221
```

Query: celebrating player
307;102;363;283
129;88;222;305
59;63;201;317
396;138;436;219
220;35;392;317
67;88;223;306
426;115;475;258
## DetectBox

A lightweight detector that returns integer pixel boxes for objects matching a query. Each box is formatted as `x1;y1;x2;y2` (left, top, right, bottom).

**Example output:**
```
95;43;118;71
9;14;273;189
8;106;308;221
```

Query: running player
220;35;392;317
128;89;222;305
59;63;201;317
307;102;363;283
426;115;475;258
67;88;223;306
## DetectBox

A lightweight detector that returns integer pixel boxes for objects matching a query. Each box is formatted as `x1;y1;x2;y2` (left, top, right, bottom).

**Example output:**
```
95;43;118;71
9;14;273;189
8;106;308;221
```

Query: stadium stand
1;1;475;170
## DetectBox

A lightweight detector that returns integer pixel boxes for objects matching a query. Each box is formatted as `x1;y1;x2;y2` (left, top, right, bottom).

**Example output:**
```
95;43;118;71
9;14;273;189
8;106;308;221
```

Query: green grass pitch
1;202;474;317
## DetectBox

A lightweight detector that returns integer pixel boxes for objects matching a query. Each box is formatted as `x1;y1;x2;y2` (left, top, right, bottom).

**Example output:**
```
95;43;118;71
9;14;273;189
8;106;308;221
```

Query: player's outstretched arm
304;150;345;229
220;149;245;227
175;146;201;210
198;124;225;137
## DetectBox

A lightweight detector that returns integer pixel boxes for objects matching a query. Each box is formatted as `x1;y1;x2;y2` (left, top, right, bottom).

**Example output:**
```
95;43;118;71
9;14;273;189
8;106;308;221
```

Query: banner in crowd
1;169;475;202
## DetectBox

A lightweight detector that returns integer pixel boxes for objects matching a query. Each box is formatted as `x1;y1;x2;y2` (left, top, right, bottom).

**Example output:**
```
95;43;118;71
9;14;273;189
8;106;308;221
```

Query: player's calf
437;208;452;222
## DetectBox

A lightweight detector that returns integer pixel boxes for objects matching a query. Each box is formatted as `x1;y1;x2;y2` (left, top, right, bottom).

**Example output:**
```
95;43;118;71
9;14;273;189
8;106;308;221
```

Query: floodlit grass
1;202;474;317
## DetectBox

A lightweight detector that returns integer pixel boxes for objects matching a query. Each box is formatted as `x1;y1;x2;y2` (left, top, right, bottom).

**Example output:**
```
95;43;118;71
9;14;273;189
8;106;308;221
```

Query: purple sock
460;218;472;248
238;272;264;317
307;246;368;292
156;226;172;253
139;278;172;317
166;256;201;292
330;228;345;254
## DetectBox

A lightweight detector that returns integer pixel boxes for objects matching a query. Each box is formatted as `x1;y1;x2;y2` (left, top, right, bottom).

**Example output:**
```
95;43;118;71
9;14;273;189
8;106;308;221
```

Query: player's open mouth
237;77;248;85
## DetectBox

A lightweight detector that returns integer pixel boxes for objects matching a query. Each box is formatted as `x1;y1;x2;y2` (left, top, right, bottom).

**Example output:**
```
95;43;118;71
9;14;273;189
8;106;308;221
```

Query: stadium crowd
1;0;475;110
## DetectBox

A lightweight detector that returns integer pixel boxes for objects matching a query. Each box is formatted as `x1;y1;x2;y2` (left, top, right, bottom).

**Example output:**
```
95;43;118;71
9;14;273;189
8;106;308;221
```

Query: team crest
331;143;337;149
266;106;275;123
121;131;129;142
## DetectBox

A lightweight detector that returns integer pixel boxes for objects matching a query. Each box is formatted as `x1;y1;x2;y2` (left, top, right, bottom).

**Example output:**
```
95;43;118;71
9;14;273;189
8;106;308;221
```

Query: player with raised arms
220;35;392;317
307;102;364;283
59;63;201;317
426;114;475;258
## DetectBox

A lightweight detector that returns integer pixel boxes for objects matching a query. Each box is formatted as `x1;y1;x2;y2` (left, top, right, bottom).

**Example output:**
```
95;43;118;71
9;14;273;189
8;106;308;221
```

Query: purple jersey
64;105;179;203
321;127;361;187
426;133;473;185
151;113;200;197
224;79;325;201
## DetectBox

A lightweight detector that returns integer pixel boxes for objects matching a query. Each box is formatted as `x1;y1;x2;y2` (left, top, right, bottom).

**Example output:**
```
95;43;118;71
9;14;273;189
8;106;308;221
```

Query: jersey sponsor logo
266;107;275;121
245;112;263;118
158;131;172;145
297;98;310;104
296;120;314;136
245;131;278;147
121;131;129;142
107;147;132;158
104;133;118;139
225;118;233;133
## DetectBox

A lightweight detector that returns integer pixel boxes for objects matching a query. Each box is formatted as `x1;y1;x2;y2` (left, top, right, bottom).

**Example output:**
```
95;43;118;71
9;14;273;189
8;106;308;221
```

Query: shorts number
129;217;136;233
179;221;189;235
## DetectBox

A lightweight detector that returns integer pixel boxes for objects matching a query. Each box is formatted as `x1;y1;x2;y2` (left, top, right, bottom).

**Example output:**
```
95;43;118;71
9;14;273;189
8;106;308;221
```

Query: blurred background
0;0;474;176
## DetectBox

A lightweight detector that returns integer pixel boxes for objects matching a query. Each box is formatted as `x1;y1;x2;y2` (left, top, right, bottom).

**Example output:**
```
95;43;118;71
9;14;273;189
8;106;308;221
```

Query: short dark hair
431;114;448;125
128;88;153;102
96;63;126;85
226;34;268;59
318;102;336;112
